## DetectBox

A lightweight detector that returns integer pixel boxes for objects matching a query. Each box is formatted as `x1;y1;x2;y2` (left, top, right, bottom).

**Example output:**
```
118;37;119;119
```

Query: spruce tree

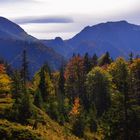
21;49;29;89
12;81;33;124
92;53;98;67
129;52;133;64
18;91;34;124
58;64;65;96
98;51;111;66
57;65;65;123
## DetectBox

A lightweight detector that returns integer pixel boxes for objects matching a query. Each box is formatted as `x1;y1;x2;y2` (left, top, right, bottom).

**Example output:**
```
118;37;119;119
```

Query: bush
0;120;41;140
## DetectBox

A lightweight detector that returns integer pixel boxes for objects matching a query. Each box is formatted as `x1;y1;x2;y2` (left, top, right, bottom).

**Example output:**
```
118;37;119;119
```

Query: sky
0;0;140;39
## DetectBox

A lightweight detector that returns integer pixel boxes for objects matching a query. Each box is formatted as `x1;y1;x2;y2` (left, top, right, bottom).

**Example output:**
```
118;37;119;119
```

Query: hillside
0;96;81;140
0;17;64;74
42;21;140;58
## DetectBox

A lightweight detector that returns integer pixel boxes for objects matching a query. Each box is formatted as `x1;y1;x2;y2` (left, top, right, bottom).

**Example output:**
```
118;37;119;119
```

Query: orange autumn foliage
64;56;85;99
70;97;80;116
0;64;5;73
64;56;85;80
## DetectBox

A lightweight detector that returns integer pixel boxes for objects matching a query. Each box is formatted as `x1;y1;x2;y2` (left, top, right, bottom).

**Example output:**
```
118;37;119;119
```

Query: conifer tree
58;65;65;105
21;49;29;89
11;70;22;99
98;51;111;66
129;52;133;64
86;67;111;116
34;89;43;109
18;91;34;124
58;64;65;96
84;52;92;74
12;84;34;124
38;66;48;101
92;53;98;67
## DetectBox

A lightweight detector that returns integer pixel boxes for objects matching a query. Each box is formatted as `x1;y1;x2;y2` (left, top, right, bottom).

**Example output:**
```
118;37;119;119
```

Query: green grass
0;119;43;140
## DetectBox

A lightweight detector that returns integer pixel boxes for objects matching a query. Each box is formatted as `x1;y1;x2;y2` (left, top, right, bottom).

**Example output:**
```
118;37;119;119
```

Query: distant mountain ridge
42;20;140;59
0;17;36;41
0;17;64;74
42;37;72;58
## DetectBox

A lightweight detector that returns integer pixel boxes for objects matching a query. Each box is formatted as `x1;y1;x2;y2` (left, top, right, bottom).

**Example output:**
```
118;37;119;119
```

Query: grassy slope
0;97;82;140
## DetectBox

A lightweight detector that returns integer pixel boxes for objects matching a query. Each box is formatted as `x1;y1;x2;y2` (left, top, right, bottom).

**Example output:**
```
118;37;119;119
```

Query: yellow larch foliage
0;64;11;93
33;70;55;95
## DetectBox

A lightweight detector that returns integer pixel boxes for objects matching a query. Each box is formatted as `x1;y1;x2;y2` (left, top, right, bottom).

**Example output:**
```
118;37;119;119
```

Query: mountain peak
0;16;18;26
106;20;128;24
0;17;63;74
54;37;63;41
0;16;37;41
0;16;8;21
0;16;26;38
0;16;12;21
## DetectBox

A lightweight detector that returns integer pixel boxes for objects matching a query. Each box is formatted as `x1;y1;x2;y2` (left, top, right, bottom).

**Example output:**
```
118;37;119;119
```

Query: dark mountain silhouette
42;37;72;58
0;17;64;74
42;21;140;58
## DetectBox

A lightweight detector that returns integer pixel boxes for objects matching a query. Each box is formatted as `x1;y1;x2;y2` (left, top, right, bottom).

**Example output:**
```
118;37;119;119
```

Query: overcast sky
0;0;140;39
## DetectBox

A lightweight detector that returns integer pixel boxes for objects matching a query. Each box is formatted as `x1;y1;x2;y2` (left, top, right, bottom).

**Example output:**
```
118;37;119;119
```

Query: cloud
12;16;74;24
0;0;35;3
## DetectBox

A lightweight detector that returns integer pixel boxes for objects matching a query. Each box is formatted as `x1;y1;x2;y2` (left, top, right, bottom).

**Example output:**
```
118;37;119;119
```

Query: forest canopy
0;51;140;140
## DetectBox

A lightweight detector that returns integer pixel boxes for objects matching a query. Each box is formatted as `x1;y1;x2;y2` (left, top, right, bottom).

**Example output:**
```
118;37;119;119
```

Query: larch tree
0;64;11;94
65;56;86;103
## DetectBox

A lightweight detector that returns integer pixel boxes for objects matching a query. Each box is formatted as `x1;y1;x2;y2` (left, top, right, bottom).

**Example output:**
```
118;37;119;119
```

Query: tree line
0;50;140;139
